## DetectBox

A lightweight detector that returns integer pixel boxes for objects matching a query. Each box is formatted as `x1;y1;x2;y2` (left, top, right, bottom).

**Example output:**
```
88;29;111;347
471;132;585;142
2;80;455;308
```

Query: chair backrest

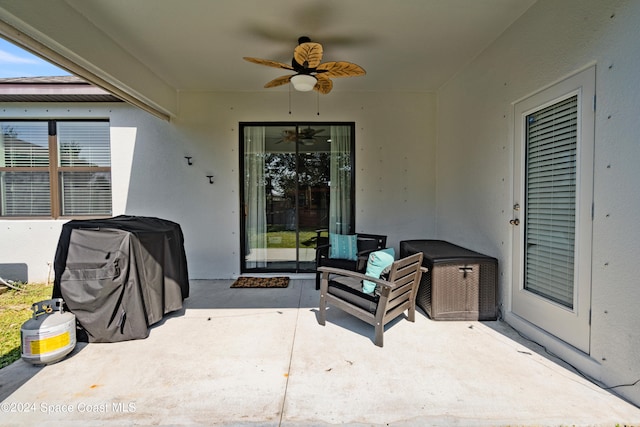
377;252;424;308
356;233;387;253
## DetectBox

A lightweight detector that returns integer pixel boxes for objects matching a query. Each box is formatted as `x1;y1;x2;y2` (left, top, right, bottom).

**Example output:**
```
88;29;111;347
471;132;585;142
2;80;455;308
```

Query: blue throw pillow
362;248;395;294
329;234;358;261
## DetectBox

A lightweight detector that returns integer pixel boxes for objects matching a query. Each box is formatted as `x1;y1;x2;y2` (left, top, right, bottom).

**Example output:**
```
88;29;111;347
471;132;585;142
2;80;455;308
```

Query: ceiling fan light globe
290;74;317;91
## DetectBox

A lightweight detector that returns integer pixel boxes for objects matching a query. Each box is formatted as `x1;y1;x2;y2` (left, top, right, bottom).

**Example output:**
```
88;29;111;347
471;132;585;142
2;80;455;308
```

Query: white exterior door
511;66;595;353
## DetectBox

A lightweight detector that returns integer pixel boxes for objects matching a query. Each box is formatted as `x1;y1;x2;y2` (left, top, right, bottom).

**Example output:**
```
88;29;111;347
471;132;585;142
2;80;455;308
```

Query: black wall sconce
184;156;193;166
206;175;215;184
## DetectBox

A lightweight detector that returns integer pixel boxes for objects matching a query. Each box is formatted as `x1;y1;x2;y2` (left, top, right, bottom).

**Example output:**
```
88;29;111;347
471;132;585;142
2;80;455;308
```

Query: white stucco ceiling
0;0;537;117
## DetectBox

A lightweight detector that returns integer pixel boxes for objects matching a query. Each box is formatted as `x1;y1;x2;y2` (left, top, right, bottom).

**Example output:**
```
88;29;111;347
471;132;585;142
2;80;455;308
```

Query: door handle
510;219;520;226
459;266;473;278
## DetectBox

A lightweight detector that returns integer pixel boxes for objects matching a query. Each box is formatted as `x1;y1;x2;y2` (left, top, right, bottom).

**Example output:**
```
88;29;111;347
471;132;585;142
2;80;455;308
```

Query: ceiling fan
277;127;327;145
243;36;366;94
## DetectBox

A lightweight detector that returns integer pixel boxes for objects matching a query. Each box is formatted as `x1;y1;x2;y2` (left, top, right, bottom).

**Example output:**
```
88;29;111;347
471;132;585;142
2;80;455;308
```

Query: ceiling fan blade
300;128;325;138
264;75;293;88
300;128;324;138
294;42;323;68
313;74;333;94
317;61;366;77
282;130;298;142
243;57;294;70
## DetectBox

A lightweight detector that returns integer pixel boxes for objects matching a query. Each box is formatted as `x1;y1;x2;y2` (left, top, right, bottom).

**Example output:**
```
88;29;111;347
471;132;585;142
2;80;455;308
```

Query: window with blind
0;120;112;218
524;95;577;309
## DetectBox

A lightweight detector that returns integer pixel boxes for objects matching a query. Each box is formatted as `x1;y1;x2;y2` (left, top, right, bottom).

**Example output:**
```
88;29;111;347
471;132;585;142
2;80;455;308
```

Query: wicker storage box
400;240;497;321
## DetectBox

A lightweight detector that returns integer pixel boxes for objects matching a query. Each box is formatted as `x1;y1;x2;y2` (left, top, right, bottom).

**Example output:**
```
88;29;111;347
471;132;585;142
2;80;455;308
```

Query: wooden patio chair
317;252;425;347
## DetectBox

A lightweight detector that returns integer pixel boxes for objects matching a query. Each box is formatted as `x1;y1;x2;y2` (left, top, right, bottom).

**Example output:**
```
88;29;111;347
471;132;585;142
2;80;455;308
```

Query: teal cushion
329;234;358;261
362;248;395;294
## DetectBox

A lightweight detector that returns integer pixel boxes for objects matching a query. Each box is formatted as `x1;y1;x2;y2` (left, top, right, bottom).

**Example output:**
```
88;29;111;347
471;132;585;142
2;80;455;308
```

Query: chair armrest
317;266;395;290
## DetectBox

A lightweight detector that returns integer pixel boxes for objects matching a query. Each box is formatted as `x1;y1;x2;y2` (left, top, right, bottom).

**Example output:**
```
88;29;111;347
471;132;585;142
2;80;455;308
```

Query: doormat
231;277;289;288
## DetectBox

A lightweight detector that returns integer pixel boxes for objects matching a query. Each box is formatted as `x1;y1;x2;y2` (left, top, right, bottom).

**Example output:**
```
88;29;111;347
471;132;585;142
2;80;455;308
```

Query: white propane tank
21;298;76;365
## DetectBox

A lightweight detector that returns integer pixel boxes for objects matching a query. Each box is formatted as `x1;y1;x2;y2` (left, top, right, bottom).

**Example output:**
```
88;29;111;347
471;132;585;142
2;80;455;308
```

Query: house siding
436;0;640;406
0;91;437;281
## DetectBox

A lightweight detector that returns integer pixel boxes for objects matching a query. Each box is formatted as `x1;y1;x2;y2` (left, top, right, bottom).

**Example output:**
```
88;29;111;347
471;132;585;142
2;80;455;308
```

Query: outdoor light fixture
290;74;317;92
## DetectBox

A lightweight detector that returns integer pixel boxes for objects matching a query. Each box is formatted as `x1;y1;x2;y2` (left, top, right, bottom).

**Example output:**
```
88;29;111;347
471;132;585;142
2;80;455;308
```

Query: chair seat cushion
328;277;379;313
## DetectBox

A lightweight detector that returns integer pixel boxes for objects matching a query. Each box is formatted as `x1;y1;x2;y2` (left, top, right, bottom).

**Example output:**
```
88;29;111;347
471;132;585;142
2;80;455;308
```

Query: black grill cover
52;216;189;343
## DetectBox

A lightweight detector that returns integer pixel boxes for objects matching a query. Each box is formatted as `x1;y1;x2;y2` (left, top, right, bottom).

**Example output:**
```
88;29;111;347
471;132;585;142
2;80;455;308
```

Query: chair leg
318;297;327;326
408;303;416;322
374;323;384;347
318;277;327;326
315;271;321;290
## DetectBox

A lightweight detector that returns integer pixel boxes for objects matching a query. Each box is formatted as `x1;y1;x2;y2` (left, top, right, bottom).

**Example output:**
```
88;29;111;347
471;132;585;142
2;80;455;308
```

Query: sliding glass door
240;123;355;273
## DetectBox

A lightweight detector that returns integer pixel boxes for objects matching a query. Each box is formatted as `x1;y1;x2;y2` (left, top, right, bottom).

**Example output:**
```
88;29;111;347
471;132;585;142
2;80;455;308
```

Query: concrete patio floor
1;278;640;426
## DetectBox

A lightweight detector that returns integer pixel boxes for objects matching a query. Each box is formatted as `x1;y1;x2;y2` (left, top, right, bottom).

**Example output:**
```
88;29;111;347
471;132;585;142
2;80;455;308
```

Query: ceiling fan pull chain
289;84;292;115
317;91;320;116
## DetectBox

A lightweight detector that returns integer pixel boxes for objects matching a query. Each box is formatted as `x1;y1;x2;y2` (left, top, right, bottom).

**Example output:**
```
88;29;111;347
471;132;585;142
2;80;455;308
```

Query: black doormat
231;277;289;288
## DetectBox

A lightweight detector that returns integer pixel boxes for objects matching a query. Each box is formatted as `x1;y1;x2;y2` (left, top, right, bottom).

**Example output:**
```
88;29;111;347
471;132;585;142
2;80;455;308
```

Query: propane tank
21;298;76;365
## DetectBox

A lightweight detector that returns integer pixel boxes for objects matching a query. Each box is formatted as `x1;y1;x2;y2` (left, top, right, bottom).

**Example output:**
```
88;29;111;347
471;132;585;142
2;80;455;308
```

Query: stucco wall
0;91;436;281
158;90;437;278
0;103;137;283
436;0;640;405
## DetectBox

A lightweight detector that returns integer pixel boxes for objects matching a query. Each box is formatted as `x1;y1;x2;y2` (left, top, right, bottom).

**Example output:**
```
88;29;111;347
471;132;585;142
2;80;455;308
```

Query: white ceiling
0;0;537;114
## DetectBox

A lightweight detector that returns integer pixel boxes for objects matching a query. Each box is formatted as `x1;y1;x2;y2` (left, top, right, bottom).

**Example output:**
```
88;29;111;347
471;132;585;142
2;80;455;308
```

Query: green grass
0;283;53;369
251;230;319;248
267;230;317;248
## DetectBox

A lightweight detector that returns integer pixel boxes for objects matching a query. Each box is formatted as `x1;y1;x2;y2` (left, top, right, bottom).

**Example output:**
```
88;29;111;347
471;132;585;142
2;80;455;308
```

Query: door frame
509;65;595;354
238;122;356;274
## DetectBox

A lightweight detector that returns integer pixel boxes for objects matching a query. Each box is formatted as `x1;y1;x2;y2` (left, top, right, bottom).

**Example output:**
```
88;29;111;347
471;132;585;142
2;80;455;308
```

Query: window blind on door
524;95;578;309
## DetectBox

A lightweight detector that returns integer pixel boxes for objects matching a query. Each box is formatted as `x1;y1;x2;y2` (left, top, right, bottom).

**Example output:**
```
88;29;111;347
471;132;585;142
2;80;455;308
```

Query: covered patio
2;279;639;426
1;0;640;416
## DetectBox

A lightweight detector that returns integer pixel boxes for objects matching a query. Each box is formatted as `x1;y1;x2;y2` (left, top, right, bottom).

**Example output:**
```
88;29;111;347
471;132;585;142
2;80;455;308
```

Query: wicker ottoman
400;240;498;321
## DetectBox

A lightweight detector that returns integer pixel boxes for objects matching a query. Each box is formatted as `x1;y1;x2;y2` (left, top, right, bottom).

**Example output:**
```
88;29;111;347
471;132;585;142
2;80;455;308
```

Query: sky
0;37;71;78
